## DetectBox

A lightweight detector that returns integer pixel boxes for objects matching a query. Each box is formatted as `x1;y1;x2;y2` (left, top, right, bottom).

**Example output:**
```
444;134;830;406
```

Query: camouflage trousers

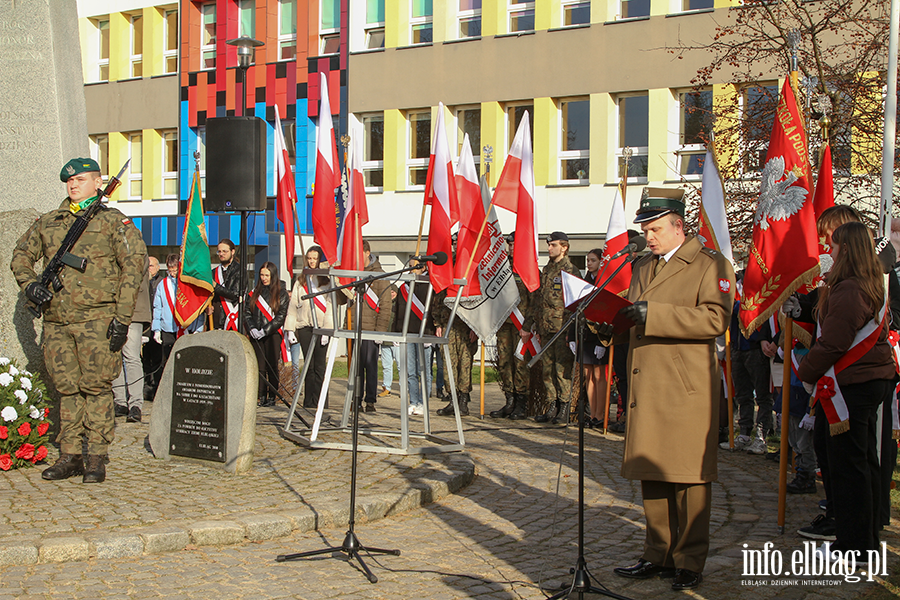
443;325;478;393
540;329;573;402
44;319;120;455
495;322;531;394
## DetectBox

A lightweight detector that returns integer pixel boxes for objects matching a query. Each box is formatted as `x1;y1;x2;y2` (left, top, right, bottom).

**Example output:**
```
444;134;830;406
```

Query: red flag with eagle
739;79;819;336
274;104;297;272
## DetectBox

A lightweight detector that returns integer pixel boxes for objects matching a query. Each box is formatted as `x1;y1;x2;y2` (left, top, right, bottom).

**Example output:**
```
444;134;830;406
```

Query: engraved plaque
169;346;227;462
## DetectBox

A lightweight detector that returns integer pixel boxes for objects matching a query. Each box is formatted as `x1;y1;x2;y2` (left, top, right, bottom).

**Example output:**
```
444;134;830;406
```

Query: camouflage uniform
496;266;533;395
432;291;478;395
11;199;146;456
531;254;580;406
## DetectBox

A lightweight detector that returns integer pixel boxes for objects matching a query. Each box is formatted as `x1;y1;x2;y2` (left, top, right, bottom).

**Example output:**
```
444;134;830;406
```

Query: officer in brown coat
605;188;734;591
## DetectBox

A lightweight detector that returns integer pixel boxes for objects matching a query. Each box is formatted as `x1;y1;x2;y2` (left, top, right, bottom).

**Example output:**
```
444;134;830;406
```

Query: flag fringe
740;262;820;338
829;419;850;436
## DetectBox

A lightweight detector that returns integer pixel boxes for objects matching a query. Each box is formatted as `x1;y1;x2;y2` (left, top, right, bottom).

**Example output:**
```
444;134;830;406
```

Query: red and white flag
812;143;835;255
697;132;734;265
423;103;459;293
739;79;819;336
274;104;297;272
335;122;369;284
492;112;539;292
312;71;340;264
453;133;487;297
599;187;631;296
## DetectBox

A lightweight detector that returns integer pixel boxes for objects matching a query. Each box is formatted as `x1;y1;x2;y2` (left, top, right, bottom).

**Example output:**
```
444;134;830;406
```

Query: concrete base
148;330;259;473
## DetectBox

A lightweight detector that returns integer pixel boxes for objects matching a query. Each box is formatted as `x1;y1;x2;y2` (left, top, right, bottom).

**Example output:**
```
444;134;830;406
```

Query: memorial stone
149;331;260;474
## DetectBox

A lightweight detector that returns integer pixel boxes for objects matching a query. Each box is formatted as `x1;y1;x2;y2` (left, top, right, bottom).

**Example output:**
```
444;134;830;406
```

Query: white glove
800;414;816;431
320;335;329;346
141;336;149;344
594;346;606;360
569;341;577;355
802;381;815;395
782;295;801;319
286;331;297;345
153;330;162;344
250;328;264;340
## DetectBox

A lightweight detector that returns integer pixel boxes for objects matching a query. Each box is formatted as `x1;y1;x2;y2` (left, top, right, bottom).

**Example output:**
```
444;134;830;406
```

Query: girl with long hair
244;261;289;407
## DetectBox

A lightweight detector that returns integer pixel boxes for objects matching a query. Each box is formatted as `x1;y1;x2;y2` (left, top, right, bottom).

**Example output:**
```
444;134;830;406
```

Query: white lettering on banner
740;542;888;584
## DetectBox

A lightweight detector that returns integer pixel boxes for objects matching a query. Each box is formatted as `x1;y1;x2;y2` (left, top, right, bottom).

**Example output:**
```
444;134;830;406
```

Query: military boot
82;454;107;483
490;392;516;418
458;392;470;416
41;453;84;480
535;399;561;423
508;393;528;420
436;391;461;416
786;470;817;494
552;400;571;425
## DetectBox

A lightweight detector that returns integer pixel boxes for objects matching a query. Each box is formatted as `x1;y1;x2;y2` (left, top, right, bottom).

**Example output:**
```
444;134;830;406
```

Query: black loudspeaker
205;117;267;212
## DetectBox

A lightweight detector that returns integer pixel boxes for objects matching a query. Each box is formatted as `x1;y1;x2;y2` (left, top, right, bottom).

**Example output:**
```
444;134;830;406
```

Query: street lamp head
226;36;264;69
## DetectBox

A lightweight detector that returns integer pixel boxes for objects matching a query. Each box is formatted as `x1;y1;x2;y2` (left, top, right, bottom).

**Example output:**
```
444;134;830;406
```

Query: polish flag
812;143;835;255
423;104;459;293
599;187;631;296
697;132;734;265
453;133;487;296
312;71;340;264
274;104;297;272
491;112;539;292
335;121;369;284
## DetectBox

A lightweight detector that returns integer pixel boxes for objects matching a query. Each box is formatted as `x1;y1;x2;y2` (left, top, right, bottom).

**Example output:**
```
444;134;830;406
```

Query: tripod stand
529;259;636;600
276;269;411;583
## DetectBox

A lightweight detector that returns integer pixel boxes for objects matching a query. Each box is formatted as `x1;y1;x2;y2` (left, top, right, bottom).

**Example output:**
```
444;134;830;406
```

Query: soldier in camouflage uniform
10;158;147;484
432;290;478;416
529;231;580;424
490;231;533;420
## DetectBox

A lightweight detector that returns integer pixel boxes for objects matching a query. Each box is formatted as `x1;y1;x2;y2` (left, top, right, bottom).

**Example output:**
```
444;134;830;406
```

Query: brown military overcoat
622;235;735;484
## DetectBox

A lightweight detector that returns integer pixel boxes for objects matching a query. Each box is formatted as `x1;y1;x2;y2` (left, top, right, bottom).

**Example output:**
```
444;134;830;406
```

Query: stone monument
149;331;260;474
0;0;89;371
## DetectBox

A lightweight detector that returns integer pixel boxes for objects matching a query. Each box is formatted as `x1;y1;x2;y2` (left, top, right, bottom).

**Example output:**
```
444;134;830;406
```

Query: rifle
27;160;131;317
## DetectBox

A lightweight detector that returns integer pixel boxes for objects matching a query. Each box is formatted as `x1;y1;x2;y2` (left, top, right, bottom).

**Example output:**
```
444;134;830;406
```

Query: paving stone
188;520;245;546
38;537;89;563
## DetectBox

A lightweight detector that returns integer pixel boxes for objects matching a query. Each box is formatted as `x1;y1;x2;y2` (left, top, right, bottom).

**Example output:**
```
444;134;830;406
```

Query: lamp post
225;36;264;332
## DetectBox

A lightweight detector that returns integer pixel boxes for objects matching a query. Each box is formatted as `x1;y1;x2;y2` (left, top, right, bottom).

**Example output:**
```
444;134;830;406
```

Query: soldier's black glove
594;322;615;341
621;301;648;326
107;319;129;352
25;282;53;305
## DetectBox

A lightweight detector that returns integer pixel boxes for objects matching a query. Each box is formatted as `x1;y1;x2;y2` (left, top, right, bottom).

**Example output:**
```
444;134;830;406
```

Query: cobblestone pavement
0;380;897;599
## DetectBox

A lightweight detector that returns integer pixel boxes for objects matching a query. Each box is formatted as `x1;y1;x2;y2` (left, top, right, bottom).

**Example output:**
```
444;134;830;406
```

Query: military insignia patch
66;165;75;175
122;218;131;225
719;279;731;293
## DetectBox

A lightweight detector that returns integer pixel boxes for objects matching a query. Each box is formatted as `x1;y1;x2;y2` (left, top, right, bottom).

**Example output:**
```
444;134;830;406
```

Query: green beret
634;187;686;224
60;158;101;182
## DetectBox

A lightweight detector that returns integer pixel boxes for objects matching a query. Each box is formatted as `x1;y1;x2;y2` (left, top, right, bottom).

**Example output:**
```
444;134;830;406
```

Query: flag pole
479;343;486;419
414;202;428;256
777;317;794;531
603;345;613;434
725;329;734;449
340;134;354;368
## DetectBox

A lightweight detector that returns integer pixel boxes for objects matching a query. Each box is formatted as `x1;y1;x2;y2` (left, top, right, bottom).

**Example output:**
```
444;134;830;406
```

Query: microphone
412;251;448;266
606;236;647;260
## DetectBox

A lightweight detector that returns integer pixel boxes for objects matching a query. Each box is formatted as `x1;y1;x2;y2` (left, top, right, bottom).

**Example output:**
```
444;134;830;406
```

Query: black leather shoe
671;569;702;590
126;407;142;423
41;454;84;480
114;404;129;417
613;559;677;580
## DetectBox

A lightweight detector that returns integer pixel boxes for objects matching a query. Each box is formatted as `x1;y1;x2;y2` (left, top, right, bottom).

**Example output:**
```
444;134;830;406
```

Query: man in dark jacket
210;239;242;330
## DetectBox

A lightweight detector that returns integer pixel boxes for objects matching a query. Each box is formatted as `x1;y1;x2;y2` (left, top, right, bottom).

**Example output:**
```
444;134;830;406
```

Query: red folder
566;287;634;334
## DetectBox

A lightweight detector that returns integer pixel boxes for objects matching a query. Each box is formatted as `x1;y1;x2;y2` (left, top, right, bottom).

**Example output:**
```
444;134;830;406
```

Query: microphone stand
275;261;431;583
528;254;638;600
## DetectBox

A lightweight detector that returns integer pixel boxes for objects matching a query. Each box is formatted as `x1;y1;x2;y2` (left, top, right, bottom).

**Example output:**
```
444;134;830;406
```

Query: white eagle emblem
754;156;807;231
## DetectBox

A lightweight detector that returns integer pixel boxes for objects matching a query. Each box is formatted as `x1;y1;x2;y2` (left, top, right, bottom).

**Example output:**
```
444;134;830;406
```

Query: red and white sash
304;279;327;315
815;299;887;435
364;285;380;313
214;265;239;331
250;291;289;362
510;306;541;360
889;330;900;437
400;283;425;320
163;277;184;338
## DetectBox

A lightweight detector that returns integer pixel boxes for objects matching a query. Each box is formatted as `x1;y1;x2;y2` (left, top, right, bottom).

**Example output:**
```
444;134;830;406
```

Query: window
279;0;297;60
411;0;433;44
201;3;216;69
366;0;385;49
678;90;713;177
163;9;178;73
162;130;178;197
238;0;255;37
742;84;778;172
619;0;649;18
128;133;143;199
90;135;109;181
617;93;649;180
682;0;714;10
361;113;384;189
563;1;590;26
321;0;340;54
407;111;431;187
459;0;482;38
507;102;534;147
97;19;110;82
130;15;143;78
509;0;534;33
455;106;481;174
560;98;590;182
